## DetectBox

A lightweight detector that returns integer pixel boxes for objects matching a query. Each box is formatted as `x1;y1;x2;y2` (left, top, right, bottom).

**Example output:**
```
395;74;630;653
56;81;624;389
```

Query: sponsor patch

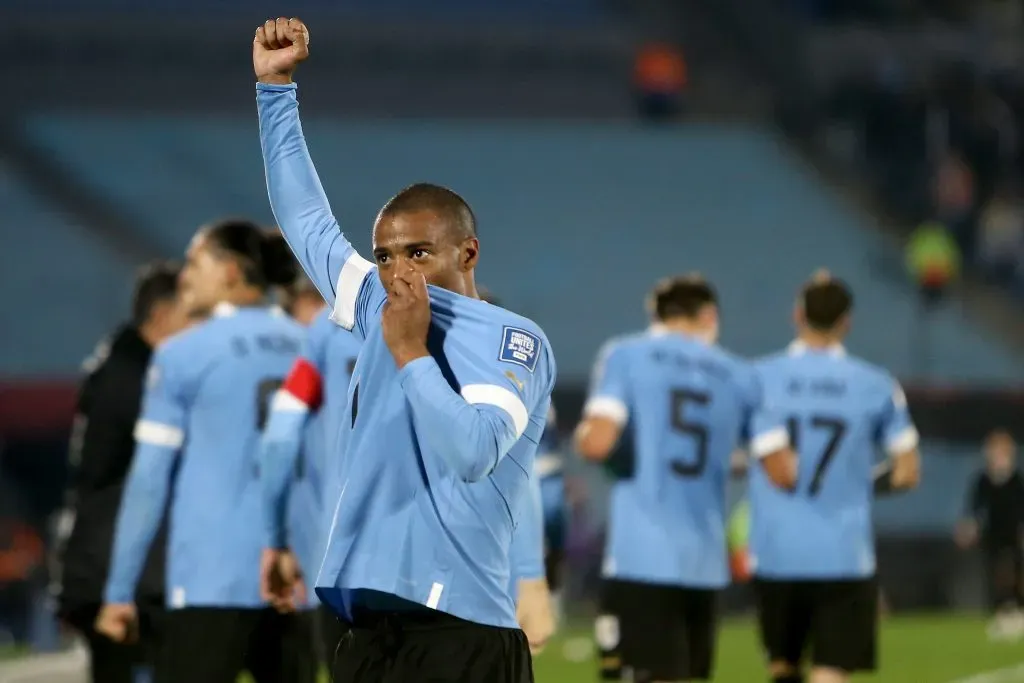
499;326;540;373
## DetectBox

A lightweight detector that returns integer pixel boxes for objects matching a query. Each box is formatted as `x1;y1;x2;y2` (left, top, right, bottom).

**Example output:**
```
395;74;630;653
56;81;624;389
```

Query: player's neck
137;321;164;349
219;287;267;310
659;319;712;343
796;330;843;350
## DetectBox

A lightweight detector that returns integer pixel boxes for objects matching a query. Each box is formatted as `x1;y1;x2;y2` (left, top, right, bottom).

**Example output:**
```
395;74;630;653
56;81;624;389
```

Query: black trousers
985;544;1024;610
156;607;317;683
61;598;165;683
332;607;534;683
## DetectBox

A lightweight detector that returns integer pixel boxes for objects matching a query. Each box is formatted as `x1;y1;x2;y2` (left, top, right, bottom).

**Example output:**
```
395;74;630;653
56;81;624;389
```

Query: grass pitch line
948;663;1024;683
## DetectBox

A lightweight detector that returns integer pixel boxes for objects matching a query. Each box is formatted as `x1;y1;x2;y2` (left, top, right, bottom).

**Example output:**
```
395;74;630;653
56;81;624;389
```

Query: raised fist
253;17;310;84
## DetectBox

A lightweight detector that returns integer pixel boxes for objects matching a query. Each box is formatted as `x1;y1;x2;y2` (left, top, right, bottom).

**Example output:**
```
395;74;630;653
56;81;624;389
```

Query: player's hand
94;603;138;643
382;267;431;368
955;519;979;549
260;548;307;612
516;577;556;655
253;17;310;84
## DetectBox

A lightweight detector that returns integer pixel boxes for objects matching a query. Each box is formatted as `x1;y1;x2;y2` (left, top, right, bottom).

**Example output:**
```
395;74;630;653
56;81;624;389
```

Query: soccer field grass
238;614;1024;683
528;614;1024;683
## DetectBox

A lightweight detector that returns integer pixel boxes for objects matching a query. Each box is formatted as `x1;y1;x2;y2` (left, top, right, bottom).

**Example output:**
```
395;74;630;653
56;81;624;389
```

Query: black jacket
57;325;168;606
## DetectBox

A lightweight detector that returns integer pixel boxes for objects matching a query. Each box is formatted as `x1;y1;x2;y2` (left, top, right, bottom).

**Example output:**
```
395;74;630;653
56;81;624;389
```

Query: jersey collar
213;302;237;318
787;340;847;357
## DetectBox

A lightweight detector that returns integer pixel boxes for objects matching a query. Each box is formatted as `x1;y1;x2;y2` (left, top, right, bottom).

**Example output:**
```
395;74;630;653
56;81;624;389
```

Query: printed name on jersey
499;326;540;373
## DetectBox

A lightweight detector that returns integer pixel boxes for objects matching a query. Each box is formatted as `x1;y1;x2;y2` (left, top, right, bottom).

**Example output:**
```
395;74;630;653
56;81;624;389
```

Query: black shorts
156;607;317;683
597;579;718;682
317;603;347;667
754;576;878;673
332;606;533;683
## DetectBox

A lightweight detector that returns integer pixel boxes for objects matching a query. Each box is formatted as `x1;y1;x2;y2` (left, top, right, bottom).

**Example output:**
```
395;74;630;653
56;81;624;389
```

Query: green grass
235;613;1024;682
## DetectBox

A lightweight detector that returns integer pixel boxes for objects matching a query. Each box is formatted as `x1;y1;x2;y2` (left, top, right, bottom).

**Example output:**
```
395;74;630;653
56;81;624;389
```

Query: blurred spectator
633;43;687;122
955;430;1024;639
933;153;976;252
977;182;1024;281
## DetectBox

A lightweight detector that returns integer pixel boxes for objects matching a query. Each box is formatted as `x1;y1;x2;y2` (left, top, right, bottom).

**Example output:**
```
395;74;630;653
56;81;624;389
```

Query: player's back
165;303;303;607
750;342;909;579
603;330;755;589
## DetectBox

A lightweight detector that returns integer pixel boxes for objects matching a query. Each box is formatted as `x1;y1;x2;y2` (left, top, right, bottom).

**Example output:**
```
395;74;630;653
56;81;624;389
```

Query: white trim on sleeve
270;390;310;413
461;384;529;438
329;253;376;330
886;426;919;455
582;395;629;426
751;427;790;459
134;420;185;449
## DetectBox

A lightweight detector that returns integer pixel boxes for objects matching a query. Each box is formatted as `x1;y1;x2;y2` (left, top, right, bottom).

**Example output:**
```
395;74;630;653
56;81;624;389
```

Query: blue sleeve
104;348;188;604
510;471;545;582
257;84;386;339
743;365;790;458
398;325;556;482
581;341;630;424
260;394;310;549
875;379;919;455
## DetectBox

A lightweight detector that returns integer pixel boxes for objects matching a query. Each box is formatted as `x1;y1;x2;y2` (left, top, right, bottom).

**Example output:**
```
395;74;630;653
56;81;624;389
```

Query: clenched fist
253;17;310;85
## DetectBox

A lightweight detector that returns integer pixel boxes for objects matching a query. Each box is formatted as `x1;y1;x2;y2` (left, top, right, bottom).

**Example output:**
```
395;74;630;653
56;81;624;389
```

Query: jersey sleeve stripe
750;427;789;459
134;420;184;449
582;395;628;425
271;389;311;414
329;253;375;330
886;425;919;455
460;384;529;438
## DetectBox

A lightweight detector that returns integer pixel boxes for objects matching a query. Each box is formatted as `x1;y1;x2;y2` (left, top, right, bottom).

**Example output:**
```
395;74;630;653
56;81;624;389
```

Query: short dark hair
801;277;853;331
650;274;717;321
132;260;181;325
379;183;477;240
204;219;298;290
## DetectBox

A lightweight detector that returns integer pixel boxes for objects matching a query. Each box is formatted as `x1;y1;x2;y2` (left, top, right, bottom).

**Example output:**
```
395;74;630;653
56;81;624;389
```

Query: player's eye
412;249;428;259
375;254;389;265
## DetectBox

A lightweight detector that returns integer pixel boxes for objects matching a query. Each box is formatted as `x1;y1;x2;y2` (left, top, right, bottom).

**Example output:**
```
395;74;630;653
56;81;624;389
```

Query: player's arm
399;348;553;482
873;381;921;495
511;469;546;585
255;18;380;336
103;349;187;605
574;342;629;461
747;415;797;491
512;472;555;653
260;357;322;549
955;475;984;548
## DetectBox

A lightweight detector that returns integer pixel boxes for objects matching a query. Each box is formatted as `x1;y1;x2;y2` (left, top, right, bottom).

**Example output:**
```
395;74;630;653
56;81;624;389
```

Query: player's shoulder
596;330;650;361
469;297;554;375
155;319;213;365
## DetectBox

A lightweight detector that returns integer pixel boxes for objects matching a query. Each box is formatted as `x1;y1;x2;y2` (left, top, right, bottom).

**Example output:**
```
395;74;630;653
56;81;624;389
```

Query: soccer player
956;429;1024;639
254;18;556;682
56;261;187;683
260;303;361;666
574;275;796;683
749;275;921;683
95;220;307;683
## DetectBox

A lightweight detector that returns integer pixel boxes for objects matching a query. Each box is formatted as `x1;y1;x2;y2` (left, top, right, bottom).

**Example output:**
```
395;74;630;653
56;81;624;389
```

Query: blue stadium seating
0;162;134;375
22;115;1024;383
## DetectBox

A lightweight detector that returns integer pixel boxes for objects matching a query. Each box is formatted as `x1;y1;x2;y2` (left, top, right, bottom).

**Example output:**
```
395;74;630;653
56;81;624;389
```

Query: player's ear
459;237;479;272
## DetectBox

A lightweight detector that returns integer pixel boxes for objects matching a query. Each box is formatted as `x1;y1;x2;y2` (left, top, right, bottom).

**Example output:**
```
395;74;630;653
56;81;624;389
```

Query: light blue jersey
259;83;556;628
583;328;785;589
261;308;361;608
749;341;919;579
105;304;304;608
